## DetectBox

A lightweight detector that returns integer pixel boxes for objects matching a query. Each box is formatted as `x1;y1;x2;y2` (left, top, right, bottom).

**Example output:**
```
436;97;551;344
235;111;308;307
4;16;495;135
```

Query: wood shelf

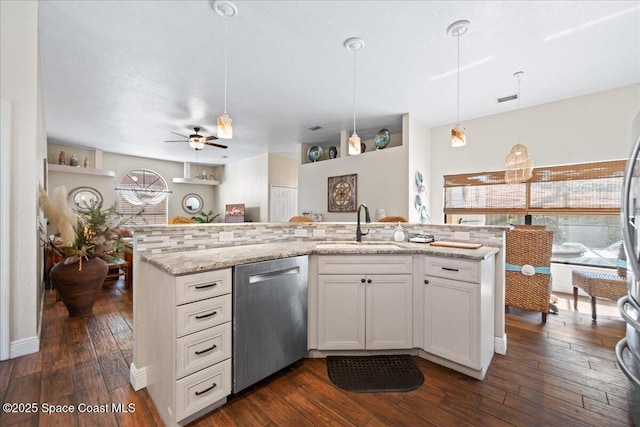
48;163;115;177
172;178;220;186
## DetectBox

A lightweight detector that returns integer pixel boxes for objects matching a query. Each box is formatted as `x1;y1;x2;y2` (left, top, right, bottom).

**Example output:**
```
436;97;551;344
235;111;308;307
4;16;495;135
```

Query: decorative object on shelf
345;37;364;156
504;72;534;184
39;185;124;317
447;19;470;147
393;222;406;242
182;193;203;214
307;145;323;162
375;208;386;221
375;128;391;149
360;142;367;153
58;151;66;165
210;171;216;180
69;153;79;167
328;173;357;212
213;0;238;139
83;157;89;168
328;146;338;159
201;169;207;180
225;203;245;223
68;186;102;213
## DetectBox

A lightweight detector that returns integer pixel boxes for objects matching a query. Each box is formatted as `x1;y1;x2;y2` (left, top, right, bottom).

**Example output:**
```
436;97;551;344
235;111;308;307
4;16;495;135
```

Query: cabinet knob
424;279;429;285
367;279;372;284
361;278;366;283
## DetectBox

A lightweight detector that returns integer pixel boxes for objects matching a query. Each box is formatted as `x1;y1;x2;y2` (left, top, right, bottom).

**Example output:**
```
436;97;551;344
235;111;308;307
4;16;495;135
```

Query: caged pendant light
212;0;238;139
344;37;364;156
505;71;534;183
447;20;470;147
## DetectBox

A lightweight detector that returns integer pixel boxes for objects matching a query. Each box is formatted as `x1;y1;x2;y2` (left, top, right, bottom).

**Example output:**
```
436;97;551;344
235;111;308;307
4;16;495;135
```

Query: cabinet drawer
176;322;231;379
175;358;231;421
318;255;412;275
175;269;232;306
176;294;231;338
424;256;479;283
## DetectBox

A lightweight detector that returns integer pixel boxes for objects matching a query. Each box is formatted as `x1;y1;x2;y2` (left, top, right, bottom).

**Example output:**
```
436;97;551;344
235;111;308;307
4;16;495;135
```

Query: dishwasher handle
249;267;300;284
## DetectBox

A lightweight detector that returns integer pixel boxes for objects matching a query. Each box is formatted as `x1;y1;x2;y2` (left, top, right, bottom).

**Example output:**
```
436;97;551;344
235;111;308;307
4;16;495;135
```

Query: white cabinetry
316;255;412;350
145;267;233;426
421;255;495;379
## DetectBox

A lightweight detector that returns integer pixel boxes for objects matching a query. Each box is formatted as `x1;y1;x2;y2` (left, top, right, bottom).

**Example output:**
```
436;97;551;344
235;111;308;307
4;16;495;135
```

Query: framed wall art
328;173;357;212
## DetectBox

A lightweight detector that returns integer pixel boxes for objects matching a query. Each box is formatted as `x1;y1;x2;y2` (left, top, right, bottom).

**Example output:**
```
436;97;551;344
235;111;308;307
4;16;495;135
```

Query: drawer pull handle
195;311;217;320
195;344;217;355
442;267;459;272
194;383;217;396
195;283;216;290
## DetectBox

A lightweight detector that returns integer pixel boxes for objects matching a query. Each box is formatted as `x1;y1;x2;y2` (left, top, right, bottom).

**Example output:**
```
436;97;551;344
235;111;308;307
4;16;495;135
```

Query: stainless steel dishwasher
232;255;308;393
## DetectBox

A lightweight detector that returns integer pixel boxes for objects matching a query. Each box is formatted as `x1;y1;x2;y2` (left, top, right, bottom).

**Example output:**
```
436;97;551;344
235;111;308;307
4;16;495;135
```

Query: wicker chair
572;243;627;321
379;216;408;223
505;228;554;323
288;216;314;222
168;216;195;224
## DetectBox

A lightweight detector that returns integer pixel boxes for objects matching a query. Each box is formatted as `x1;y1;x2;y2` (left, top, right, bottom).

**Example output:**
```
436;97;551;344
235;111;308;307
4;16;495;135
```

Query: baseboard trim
10;335;39;359
494;334;507;355
129;362;147;391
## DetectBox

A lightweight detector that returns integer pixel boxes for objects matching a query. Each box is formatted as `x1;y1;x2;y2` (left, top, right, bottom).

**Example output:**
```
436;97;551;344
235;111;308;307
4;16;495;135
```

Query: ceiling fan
165;127;228;150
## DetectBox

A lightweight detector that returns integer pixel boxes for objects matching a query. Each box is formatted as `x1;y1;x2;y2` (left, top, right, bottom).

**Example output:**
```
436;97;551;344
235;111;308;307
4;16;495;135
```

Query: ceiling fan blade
170;132;189;138
205;135;218;140
164;140;187;143
204;141;228;149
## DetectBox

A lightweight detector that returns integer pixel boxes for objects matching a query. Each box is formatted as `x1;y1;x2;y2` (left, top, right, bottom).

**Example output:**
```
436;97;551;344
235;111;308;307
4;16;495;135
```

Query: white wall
0;0;45;358
268;153;298;188
406;114;431;223
298;135;408;222
47;145;219;220
216;153;269;222
429;84;640;224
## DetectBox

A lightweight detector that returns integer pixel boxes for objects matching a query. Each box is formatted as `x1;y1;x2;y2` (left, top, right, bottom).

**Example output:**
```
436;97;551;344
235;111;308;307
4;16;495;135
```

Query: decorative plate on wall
415;170;424;186
307;145;323;162
328;174;357;212
375;128;390;149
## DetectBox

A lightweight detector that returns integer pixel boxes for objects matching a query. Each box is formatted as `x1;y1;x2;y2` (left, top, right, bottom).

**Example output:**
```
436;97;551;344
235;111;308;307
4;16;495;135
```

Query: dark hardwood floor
0;279;633;426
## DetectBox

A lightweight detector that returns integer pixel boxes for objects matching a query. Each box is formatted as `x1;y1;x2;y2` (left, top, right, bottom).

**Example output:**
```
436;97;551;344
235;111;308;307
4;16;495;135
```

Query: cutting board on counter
429;241;483;249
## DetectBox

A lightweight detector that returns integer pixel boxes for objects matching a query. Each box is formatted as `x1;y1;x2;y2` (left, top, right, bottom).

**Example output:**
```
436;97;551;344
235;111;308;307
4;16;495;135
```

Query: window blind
444;160;626;216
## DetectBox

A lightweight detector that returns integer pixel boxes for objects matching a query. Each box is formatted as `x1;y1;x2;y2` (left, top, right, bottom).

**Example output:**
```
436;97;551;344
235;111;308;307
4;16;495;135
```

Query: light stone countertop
141;241;500;276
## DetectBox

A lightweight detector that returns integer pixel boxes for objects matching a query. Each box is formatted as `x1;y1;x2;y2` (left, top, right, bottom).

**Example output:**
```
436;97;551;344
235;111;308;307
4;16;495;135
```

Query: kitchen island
131;226;501;426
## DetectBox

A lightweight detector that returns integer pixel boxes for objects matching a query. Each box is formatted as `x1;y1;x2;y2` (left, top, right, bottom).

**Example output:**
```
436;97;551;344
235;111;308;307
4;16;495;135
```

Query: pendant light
447;20;470;147
344;37;364;156
505;71;534;184
212;0;238;139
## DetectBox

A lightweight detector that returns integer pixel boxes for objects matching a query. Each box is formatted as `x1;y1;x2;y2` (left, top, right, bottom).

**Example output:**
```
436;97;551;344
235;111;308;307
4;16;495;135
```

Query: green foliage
191;210;220;223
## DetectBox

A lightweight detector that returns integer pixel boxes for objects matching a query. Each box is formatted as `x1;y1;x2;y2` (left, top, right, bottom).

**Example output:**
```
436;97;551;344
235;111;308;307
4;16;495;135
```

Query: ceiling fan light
217;114;233;139
348;133;361;155
451;124;466;147
189;137;205;150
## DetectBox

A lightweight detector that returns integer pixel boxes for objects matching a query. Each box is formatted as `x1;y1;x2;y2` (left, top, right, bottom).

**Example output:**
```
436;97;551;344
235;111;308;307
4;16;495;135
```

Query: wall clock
328;174;357;212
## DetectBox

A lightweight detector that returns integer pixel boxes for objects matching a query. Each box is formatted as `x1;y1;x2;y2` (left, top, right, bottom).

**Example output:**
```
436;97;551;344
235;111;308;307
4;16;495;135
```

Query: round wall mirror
182;193;203;214
68;187;102;212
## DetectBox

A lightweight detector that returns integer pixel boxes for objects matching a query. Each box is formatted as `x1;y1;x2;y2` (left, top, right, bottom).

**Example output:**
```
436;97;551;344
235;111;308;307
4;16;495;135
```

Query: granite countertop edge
141;242;500;276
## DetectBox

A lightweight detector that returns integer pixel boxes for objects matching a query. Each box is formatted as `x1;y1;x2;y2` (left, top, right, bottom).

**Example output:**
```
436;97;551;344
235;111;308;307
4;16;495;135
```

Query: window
446;160;626;268
117;169;169;225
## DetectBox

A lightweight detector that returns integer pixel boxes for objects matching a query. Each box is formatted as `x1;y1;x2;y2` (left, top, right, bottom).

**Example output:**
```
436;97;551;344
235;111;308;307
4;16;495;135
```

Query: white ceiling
38;1;640;166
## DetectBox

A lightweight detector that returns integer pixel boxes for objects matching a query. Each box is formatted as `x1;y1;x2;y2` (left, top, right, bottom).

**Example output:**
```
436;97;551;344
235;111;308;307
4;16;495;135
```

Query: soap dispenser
393;222;405;242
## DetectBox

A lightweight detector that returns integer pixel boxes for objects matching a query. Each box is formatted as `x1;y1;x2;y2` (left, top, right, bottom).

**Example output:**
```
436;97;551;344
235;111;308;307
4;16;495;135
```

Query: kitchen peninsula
130;222;505;426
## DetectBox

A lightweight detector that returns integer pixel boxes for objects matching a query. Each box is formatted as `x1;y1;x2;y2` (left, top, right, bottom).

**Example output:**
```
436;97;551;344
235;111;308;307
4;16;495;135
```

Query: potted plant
39;185;124;316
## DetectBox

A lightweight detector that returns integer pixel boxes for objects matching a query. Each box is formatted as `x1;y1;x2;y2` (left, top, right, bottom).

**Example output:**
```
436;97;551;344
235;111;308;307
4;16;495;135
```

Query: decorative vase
50;257;108;317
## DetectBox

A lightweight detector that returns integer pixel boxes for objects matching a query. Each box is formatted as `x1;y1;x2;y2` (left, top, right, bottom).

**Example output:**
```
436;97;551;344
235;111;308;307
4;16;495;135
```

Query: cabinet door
366;275;413;350
423;275;479;369
317;275;365;350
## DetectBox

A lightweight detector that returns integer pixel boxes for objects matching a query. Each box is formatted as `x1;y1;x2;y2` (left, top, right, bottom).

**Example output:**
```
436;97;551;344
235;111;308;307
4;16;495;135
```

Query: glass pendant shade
348;133;361;155
451;124;466;147
217;114;233;139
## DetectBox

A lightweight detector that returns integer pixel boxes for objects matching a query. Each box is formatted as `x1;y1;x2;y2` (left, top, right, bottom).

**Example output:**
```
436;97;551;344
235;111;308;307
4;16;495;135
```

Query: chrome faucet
356;203;371;242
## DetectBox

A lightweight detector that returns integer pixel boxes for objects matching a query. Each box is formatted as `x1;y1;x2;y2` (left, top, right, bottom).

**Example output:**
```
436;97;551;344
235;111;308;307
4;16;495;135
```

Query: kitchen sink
315;242;404;250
